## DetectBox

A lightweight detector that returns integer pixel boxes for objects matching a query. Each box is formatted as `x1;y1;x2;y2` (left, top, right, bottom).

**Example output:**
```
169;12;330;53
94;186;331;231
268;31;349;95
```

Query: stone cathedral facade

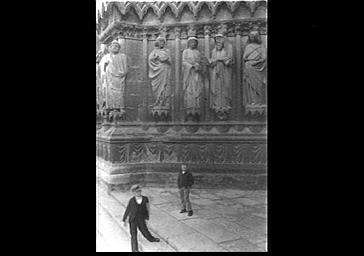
96;1;267;190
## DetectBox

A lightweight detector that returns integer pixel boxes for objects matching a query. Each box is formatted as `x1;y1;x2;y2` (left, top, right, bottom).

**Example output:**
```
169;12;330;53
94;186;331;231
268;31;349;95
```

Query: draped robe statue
148;37;172;115
103;41;128;112
242;31;267;107
182;37;207;119
209;35;234;118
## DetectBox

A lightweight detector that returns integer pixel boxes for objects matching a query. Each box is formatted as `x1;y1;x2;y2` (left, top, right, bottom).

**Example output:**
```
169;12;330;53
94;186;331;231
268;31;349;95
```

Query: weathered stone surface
182;218;241;243
155;202;201;221
220;238;264;252
235;198;260;206
168;232;228;252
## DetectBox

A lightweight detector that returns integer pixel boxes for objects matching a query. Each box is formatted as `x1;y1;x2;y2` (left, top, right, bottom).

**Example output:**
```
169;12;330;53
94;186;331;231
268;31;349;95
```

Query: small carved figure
209;34;234;120
242;30;267;108
103;40;128;118
182;37;208;121
148;36;172;120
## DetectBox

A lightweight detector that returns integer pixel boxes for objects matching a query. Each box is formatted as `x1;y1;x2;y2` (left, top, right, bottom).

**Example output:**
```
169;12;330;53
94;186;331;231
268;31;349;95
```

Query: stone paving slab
155;202;201;220
167;232;228;252
214;190;246;198
220;238;264;252
191;207;225;219
181;218;241;243
235;198;261;206
99;183;268;252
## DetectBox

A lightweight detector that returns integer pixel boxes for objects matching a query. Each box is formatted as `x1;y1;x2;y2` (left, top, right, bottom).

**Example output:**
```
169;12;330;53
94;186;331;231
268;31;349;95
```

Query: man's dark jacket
177;171;194;189
122;196;149;222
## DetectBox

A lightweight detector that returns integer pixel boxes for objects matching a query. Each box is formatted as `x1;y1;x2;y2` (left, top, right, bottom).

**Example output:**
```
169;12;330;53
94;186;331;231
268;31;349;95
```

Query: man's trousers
179;187;192;211
129;218;155;252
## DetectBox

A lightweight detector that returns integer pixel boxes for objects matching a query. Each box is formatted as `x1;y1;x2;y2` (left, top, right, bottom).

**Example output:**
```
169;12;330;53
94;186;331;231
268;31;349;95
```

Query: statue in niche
242;30;267;113
103;40;128;122
182;37;209;122
148;36;172;121
209;34;234;121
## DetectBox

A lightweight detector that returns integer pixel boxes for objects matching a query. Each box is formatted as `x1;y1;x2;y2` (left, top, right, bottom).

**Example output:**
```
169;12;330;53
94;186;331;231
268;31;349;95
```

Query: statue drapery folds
182;37;208;120
242;31;267;108
104;40;128;112
209;34;234;120
148;36;172;119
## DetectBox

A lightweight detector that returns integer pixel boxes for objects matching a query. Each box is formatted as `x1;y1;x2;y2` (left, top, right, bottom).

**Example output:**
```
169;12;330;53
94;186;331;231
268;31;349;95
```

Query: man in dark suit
122;184;160;252
177;164;194;216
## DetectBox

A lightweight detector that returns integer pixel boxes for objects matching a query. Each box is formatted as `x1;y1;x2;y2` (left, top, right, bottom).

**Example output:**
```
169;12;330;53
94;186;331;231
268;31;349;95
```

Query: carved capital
187;25;196;37
217;24;228;36
204;25;211;36
159;25;168;38
234;23;242;36
174;27;181;38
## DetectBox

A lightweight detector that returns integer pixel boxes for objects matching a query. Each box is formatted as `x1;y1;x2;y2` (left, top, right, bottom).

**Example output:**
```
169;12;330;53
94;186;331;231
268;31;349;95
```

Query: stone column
174;27;182;122
204;25;211;122
142;30;149;122
235;24;243;120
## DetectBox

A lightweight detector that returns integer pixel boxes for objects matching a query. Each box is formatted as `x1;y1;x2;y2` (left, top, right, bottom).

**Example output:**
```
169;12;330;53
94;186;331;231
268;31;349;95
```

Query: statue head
155;36;166;49
109;40;121;54
187;37;198;49
248;31;262;44
214;34;225;50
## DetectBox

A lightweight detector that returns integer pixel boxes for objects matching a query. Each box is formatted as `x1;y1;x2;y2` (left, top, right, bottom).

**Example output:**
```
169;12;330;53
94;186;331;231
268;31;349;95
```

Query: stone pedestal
96;121;266;190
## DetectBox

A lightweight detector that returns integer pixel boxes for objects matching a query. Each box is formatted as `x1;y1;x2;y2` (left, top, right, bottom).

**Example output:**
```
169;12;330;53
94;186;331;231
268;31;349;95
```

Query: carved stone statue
182;37;208;121
242;30;267;109
148;36;172;120
103;40;128;121
209;34;234;120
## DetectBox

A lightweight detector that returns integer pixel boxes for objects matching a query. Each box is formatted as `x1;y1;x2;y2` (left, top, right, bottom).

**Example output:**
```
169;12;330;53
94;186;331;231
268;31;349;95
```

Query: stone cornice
97;1;267;28
99;18;267;43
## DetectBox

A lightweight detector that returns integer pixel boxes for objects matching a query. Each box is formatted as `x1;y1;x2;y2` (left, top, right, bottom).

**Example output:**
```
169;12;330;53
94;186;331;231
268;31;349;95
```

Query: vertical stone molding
174;27;182;121
204;25;212;121
235;24;243;120
142;30;149;121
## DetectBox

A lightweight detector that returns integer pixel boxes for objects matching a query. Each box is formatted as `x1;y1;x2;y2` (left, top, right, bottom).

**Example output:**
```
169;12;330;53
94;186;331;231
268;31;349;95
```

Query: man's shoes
152;238;160;242
188;210;193;216
180;209;187;213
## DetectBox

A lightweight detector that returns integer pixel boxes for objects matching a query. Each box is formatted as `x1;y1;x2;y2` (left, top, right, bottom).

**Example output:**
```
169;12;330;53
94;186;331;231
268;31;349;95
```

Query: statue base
96;121;267;190
245;104;267;115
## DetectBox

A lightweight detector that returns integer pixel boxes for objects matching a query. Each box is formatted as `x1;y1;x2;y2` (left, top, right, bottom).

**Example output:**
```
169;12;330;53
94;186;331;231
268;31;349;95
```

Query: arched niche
234;4;251;19
124;5;140;24
180;5;194;23
142;7;161;25
215;2;233;21
197;3;211;22
162;6;176;24
112;5;122;23
254;6;267;18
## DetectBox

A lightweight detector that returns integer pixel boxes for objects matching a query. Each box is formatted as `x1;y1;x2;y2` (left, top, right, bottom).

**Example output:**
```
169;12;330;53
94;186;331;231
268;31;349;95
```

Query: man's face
181;165;187;171
110;43;120;53
134;189;142;197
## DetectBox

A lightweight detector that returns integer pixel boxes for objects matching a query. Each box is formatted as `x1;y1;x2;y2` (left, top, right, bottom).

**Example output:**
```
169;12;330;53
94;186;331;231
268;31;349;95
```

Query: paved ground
96;181;267;252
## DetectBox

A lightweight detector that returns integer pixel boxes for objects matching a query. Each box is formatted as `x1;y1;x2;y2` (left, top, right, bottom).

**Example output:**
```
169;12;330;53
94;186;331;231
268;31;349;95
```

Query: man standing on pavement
122;184;160;252
178;164;194;216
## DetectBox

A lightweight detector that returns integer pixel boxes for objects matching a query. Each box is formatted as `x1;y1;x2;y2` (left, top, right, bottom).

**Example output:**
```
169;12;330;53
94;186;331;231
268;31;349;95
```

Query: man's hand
122;220;127;227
